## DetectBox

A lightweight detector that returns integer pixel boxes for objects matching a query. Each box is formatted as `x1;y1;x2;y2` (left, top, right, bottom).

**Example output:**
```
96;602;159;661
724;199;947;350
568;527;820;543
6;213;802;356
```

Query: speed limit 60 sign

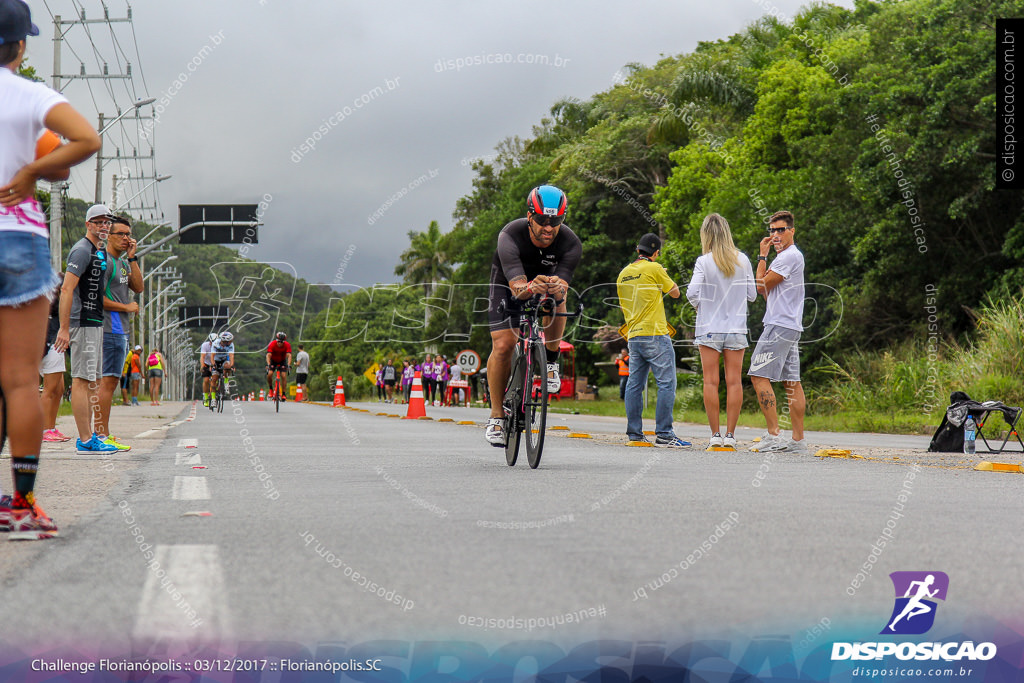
456;349;481;375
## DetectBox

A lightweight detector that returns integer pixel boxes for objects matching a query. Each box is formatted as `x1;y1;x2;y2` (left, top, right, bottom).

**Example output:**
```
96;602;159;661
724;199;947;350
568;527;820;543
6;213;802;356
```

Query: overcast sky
29;0;854;287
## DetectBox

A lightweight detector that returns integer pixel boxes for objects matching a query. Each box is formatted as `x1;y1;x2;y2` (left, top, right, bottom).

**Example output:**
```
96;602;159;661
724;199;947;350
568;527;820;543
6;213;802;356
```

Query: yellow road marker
974;461;1023;473
814;449;864;459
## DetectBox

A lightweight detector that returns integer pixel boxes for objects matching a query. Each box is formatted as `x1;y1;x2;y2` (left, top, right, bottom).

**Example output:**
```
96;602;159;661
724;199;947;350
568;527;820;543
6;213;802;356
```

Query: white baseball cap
85;204;114;222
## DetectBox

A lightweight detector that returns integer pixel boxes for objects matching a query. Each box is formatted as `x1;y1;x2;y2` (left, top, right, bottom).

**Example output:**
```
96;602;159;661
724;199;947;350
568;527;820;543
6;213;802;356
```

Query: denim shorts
102;332;129;377
694;332;748;352
0;231;58;307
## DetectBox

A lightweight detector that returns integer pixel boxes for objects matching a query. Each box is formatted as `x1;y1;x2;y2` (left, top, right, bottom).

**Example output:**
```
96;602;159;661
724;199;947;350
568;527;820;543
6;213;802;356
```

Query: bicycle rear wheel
525;338;548;468
503;346;525;466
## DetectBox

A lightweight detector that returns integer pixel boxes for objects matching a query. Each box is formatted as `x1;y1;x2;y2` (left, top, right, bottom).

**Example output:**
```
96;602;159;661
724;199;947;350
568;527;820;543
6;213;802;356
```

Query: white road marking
177;438;198;448
134;429;161;438
132;545;232;641
175;452;202;466
172;476;210;500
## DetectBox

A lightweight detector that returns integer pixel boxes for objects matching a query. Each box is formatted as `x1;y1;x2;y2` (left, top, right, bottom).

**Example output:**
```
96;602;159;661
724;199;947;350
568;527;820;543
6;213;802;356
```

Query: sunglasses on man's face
110;231;132;238
767;226;791;234
531;213;564;228
90;220;113;227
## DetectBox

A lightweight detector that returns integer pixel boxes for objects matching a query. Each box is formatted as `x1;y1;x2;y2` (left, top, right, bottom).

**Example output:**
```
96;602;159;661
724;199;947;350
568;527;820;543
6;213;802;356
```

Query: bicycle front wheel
503;347;525;466
525;338;548;468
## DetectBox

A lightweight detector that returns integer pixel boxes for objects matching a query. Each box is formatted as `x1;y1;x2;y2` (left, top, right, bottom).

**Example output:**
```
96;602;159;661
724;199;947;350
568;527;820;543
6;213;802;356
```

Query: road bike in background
211;361;229;413
270;365;288;413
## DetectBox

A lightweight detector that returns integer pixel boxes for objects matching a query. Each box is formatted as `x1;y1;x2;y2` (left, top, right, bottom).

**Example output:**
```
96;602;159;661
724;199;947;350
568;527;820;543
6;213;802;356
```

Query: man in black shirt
54;204;118;454
485;185;582;446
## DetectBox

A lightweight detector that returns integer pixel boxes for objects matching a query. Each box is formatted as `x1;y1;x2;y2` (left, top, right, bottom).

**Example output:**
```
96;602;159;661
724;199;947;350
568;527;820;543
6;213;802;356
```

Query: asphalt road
2;398;1021;657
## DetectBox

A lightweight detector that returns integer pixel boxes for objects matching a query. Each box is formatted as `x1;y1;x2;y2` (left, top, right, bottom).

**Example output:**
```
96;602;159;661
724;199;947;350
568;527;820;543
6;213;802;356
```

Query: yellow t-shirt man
616;257;677;339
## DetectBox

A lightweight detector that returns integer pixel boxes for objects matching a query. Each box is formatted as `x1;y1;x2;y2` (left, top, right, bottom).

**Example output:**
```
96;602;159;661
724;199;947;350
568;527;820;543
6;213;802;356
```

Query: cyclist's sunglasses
531;213;564;227
767;226;791;234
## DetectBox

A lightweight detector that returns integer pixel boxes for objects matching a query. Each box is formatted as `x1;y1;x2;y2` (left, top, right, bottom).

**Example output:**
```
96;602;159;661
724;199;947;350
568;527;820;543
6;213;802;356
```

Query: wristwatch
128;256;139;262
757;255;768;261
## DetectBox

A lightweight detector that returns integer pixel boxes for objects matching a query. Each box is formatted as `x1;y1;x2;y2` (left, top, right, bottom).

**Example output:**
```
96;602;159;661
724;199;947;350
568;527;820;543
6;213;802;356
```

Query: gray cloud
32;0;853;286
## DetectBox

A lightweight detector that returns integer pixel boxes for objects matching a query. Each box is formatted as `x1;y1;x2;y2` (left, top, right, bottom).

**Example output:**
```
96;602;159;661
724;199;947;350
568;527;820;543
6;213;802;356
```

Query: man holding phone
749;210;807;454
96;215;143;449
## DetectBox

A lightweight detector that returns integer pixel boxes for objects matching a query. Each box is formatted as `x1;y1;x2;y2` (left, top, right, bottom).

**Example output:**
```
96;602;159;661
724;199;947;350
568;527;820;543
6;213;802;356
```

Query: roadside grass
547;398;937;435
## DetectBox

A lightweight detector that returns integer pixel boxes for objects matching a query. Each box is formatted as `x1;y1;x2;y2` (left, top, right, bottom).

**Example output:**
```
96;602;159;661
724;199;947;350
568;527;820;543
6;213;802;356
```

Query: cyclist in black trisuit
485;185;582;446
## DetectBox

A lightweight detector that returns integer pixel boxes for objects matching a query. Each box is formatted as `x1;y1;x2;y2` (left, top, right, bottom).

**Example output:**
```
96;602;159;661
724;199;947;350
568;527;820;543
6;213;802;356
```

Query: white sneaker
485;418;505;446
709;433;724;447
750;433;782;452
723;433;737;448
786;438;810;454
752;430;770;443
759;435;795;453
546;363;560;393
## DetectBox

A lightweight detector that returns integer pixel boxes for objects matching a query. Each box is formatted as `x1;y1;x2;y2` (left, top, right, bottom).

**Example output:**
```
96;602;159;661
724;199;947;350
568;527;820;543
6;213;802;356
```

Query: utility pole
50;8;145;267
49;16;64;270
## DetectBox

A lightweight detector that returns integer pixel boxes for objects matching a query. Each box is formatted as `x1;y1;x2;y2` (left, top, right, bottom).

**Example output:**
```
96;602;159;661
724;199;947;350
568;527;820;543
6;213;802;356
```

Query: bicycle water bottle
964;414;977;455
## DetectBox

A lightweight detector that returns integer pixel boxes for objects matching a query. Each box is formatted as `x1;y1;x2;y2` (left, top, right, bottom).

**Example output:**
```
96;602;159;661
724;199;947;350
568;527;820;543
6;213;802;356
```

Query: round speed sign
456;349;481;375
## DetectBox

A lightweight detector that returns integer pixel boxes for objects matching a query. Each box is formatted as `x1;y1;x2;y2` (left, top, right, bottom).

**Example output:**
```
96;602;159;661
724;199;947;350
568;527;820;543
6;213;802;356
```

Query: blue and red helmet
526;185;567;225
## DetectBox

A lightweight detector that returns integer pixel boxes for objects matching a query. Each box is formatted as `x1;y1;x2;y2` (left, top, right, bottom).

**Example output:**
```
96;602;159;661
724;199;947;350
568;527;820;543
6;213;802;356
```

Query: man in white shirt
294;345;310;401
449;362;463;404
749;210;807;454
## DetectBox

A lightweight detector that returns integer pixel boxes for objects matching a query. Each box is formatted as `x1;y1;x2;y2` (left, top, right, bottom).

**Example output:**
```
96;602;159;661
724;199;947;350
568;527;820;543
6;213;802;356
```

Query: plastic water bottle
964;415;977;455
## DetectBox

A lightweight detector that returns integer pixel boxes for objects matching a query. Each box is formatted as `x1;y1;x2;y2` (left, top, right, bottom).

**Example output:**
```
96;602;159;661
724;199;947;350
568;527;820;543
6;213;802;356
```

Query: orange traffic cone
333;376;346;407
296;385;304;402
259;389;265;401
248;392;254;401
403;371;427;419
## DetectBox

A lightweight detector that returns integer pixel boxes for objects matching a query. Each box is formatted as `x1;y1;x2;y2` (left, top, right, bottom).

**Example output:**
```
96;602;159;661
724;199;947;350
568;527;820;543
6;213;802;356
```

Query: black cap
637;233;661;256
0;0;39;45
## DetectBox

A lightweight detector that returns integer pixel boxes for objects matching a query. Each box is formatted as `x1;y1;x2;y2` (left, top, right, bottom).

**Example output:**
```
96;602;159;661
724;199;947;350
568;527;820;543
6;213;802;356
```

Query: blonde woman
685;213;756;448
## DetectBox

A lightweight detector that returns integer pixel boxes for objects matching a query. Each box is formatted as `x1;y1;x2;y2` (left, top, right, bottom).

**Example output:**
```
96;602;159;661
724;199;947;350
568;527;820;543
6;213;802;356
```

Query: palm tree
394;220;453;327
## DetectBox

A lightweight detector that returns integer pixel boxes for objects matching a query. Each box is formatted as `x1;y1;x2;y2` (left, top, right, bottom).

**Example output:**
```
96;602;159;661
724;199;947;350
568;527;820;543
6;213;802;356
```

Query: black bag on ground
928;391;971;452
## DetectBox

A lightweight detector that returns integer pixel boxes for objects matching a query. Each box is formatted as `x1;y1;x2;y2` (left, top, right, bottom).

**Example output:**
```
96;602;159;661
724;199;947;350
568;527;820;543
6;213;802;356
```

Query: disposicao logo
881;570;948;635
832;571;997;662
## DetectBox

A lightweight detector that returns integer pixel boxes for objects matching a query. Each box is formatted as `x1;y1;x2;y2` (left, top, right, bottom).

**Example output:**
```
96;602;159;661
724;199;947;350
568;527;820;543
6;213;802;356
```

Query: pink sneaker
42;429;64;443
52;428;71;441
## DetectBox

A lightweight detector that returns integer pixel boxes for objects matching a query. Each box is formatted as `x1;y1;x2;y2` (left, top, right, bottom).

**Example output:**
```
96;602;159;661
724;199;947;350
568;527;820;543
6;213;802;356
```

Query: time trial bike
499;295;583;468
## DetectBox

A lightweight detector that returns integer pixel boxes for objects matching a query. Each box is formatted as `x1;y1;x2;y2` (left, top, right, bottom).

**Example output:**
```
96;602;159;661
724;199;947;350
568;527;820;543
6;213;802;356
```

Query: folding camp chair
971;402;1024;454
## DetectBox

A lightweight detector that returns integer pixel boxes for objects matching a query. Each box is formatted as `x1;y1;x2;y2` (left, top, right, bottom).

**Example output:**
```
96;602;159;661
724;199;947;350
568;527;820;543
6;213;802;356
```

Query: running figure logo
881;571;949;635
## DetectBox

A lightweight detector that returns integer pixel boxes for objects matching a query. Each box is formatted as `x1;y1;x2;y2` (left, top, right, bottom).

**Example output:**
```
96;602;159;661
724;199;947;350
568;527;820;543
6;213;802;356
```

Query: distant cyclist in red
265;331;292;399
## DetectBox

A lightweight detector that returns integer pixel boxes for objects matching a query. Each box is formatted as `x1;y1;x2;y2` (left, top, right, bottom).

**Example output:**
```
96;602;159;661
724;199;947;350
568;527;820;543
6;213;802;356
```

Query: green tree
394;220;454;328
